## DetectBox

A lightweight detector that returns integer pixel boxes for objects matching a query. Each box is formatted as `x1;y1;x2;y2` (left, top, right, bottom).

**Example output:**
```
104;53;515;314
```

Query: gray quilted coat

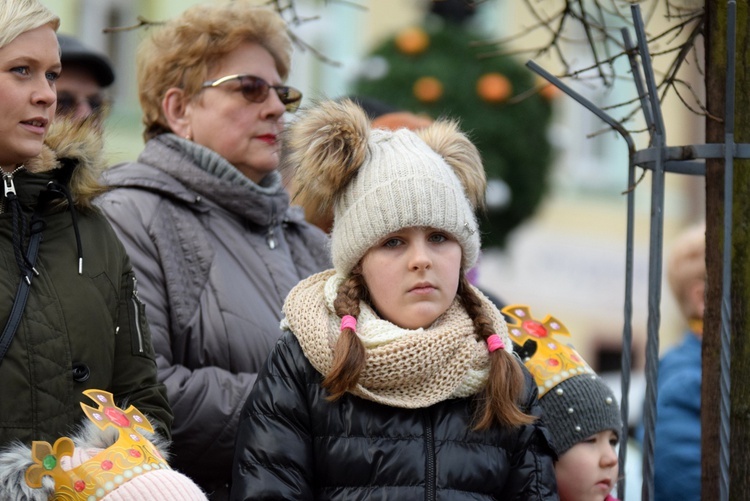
96;134;331;498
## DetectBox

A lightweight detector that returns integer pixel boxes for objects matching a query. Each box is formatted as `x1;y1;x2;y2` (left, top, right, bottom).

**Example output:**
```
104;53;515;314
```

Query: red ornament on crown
503;305;594;397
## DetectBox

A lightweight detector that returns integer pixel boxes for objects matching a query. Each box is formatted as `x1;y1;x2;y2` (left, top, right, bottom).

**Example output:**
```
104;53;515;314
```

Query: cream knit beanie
287;99;485;277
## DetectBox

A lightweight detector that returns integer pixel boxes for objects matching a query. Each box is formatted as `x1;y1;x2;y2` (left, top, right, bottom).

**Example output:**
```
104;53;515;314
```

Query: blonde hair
0;0;59;48
137;0;292;141
667;223;706;319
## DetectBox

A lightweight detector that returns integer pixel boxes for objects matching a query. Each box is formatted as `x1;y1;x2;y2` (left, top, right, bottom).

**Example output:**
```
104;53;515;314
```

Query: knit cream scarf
281;270;513;409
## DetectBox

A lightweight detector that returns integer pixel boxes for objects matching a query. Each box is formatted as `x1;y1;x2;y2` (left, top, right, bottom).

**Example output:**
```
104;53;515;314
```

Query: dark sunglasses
201;74;302;113
56;92;107;116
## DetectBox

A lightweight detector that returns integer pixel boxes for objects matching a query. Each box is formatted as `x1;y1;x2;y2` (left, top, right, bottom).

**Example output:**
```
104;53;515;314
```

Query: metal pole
630;5;666;501
615;26;652;501
523;4;747;500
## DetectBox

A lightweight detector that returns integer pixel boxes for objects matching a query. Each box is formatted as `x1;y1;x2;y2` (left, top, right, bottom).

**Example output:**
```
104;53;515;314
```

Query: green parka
0;119;172;447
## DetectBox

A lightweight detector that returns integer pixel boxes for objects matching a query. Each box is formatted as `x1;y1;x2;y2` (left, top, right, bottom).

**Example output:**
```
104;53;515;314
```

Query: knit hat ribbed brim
101;468;207;500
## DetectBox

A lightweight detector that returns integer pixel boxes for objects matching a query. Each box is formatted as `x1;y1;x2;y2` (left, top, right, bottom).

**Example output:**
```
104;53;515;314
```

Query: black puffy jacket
231;331;559;500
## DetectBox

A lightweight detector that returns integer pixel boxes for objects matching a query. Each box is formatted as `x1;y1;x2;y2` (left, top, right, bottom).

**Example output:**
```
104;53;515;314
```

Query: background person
639;223;704;501
231;99;558;500
56;33;114;122
95;2;330;498
508;305;622;501
18;390;206;500
0;1;172;496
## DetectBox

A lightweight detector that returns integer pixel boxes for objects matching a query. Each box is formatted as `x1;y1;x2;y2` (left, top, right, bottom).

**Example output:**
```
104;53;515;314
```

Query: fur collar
22;117;107;210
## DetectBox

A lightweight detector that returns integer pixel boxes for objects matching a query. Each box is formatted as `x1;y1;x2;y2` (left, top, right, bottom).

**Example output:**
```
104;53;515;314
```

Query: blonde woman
0;0;171;495
96;2;330;498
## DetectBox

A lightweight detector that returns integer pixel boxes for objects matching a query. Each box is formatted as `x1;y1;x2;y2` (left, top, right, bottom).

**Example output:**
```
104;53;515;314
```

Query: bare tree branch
104;0;354;67
482;0;708;140
102;16;162;33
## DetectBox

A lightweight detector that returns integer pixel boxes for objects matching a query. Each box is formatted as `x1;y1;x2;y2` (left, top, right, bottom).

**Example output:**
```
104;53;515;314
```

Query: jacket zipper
265;199;277;249
131;276;144;353
424;412;436;501
2;165;24;197
1;165;25;214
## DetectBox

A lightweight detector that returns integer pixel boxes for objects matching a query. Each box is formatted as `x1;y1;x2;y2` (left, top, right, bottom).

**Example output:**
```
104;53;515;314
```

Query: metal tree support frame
526;2;742;500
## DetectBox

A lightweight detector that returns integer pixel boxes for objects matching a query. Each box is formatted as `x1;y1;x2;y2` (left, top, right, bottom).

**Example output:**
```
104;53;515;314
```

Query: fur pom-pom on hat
286;99;371;225
288;99;486;277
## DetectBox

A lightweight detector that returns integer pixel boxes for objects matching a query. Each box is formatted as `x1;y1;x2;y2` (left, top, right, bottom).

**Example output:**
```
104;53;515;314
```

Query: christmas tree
353;0;556;248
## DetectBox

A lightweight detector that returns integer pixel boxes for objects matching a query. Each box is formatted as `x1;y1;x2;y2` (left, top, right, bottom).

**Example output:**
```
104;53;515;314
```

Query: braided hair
323;268;534;429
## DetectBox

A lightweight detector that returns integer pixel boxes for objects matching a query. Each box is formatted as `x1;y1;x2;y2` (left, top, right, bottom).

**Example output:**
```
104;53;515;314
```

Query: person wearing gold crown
19;389;207;500
231;99;558;500
505;305;622;501
0;0;172;497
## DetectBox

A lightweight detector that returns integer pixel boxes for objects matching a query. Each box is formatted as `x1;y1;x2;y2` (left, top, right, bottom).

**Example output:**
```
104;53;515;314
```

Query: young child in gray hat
506;305;622;501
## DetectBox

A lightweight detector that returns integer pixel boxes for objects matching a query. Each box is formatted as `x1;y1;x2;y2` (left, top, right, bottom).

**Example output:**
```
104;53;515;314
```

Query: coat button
72;363;90;383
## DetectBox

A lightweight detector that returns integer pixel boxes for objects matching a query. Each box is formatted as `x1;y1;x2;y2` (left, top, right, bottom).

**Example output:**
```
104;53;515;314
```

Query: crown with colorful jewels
25;389;170;500
502;304;594;397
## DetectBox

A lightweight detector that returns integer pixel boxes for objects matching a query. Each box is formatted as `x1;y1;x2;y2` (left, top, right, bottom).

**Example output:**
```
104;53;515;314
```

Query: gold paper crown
502;304;594;397
25;389;170;501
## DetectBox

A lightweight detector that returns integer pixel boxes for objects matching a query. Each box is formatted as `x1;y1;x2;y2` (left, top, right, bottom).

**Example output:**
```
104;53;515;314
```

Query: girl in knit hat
506;305;622;501
231;99;558;500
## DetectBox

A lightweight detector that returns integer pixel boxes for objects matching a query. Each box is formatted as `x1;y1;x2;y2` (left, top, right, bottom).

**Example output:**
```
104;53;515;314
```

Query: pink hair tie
487;334;505;353
340;315;357;332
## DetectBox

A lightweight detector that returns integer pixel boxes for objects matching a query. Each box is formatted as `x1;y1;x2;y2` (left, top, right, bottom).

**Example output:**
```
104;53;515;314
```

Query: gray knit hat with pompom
284;99;486;277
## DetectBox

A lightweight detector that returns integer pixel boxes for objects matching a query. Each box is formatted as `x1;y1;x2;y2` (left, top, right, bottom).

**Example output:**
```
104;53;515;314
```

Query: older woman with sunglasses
96;2;330;499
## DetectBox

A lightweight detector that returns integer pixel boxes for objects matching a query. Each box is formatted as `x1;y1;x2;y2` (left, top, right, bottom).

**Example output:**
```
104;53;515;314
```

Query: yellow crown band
502;305;594;397
25;389;169;501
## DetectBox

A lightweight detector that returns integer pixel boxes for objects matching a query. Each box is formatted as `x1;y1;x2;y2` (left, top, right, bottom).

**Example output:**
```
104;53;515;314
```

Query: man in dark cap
56;33;115;122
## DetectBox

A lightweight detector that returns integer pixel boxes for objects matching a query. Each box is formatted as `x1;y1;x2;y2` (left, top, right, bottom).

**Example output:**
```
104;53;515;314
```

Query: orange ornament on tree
413;76;443;103
395;27;430;55
476;72;512;103
539;82;561;100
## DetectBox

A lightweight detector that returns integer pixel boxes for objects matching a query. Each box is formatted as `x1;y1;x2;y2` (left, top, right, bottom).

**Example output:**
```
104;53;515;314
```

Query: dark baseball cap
57;33;115;87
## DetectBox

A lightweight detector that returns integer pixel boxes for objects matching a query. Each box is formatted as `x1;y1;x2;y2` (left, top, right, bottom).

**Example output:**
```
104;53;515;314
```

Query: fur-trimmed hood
22;117;108;210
